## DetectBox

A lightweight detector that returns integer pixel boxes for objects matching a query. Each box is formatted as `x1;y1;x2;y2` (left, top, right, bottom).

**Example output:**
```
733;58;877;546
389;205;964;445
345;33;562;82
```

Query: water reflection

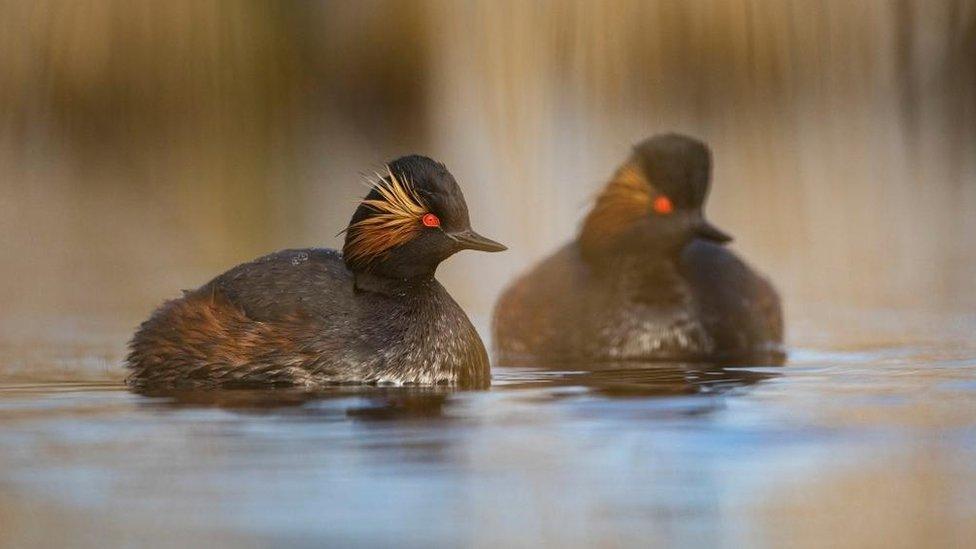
499;361;779;399
125;360;776;419
136;386;455;421
110;363;780;430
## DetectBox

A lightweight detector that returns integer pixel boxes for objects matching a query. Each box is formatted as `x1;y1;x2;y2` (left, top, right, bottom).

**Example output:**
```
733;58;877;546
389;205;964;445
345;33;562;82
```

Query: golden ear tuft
579;162;654;253
343;166;429;265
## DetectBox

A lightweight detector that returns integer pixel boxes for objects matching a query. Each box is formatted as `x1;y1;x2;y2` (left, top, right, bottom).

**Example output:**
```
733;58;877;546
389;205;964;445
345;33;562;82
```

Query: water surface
1;310;975;548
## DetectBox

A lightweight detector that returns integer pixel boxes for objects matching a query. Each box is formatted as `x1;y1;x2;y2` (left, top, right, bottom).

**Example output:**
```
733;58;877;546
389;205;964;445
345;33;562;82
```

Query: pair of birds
127;134;783;389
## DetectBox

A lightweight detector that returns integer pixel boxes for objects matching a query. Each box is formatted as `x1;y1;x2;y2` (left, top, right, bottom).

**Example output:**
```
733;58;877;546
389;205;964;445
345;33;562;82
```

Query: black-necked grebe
127;155;506;389
493;134;783;364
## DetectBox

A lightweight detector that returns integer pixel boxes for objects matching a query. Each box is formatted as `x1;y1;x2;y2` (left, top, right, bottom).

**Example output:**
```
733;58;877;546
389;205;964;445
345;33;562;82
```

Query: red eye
422;213;441;227
653;195;674;215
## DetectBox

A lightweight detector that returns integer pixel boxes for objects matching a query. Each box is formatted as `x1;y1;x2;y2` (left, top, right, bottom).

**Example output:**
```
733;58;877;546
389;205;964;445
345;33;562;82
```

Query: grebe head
343;155;506;278
579;133;731;261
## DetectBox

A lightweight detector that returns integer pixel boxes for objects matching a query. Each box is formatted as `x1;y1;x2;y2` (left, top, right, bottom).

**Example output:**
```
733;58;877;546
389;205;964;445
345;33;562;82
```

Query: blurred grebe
127;155;506;389
493;134;783;364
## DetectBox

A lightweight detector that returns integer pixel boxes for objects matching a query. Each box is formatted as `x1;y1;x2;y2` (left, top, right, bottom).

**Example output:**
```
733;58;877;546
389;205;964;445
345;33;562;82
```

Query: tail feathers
126;286;314;388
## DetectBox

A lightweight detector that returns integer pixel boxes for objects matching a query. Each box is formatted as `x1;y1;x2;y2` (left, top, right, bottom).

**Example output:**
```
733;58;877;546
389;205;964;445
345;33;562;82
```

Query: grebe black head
579;134;731;262
343;155;506;279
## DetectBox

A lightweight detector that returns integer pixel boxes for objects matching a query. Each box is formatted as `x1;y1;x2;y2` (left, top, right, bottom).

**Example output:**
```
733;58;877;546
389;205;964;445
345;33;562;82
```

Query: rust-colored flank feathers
579;162;654;251
343;166;429;264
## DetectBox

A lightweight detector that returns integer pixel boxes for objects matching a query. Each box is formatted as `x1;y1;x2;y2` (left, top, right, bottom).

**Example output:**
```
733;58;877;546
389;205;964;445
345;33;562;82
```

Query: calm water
1;310;975;548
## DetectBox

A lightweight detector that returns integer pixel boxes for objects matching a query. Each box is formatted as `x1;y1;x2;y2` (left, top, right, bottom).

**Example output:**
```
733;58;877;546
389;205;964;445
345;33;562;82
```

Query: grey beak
449;230;508;252
695;220;733;244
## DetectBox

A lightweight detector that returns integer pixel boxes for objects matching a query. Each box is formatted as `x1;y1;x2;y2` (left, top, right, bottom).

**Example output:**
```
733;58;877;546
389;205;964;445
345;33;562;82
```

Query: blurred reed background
1;1;974;335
